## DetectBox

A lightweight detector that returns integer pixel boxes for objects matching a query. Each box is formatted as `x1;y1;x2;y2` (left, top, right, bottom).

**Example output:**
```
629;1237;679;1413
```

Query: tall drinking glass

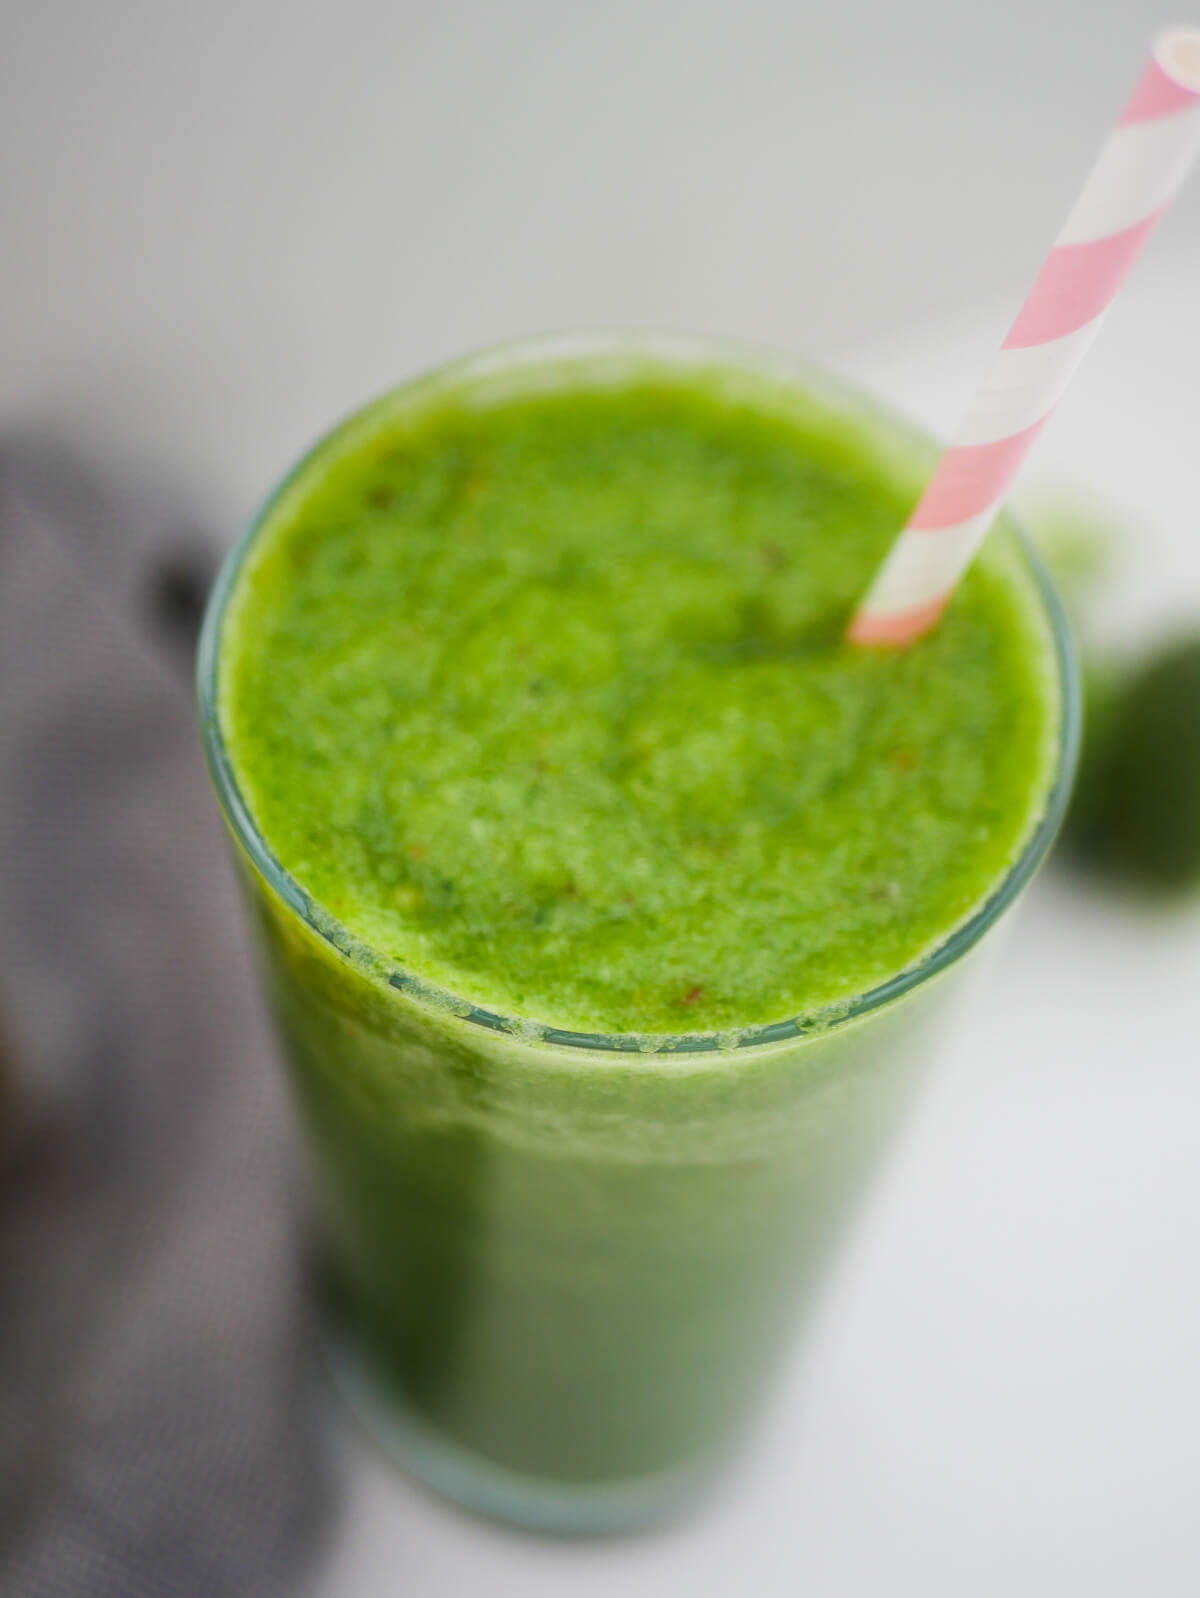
198;335;1079;1534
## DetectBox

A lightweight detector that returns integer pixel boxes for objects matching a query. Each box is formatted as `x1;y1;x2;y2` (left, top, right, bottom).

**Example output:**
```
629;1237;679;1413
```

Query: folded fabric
0;441;329;1597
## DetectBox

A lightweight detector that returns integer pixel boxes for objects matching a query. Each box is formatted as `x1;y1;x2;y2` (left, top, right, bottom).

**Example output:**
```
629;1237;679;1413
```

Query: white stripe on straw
847;26;1200;648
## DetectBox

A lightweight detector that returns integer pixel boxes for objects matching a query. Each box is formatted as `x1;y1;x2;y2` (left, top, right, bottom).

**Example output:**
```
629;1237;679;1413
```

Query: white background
4;0;1196;521
5;3;1200;1594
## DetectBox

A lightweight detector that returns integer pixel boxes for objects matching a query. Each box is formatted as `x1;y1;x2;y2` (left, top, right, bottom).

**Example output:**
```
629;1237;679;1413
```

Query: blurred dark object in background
0;444;328;1596
1065;638;1200;895
1031;500;1200;899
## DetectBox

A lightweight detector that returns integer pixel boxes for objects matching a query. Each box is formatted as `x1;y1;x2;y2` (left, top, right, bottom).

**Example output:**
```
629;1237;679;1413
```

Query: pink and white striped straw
847;27;1200;648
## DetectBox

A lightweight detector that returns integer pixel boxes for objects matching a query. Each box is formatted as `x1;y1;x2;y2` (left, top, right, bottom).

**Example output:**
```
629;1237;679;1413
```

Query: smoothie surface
219;357;1061;1036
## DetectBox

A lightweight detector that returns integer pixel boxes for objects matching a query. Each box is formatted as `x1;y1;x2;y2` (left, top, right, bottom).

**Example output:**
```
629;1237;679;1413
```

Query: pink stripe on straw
906;418;1048;529
847;27;1200;649
847;596;949;648
1002;210;1165;348
1121;56;1200;122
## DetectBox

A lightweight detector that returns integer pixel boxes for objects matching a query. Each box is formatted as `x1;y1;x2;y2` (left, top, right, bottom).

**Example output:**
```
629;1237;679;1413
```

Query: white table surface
312;248;1200;1598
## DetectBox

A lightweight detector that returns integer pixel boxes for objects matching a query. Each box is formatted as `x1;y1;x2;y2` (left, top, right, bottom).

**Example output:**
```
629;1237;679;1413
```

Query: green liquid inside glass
207;341;1067;1527
223;372;1057;1034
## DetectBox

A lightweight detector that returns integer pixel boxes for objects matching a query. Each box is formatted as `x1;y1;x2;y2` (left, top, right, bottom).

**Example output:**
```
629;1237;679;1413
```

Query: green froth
220;368;1059;1037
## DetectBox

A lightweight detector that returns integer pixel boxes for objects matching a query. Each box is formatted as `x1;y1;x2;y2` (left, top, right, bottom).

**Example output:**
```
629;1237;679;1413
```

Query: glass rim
197;329;1082;1058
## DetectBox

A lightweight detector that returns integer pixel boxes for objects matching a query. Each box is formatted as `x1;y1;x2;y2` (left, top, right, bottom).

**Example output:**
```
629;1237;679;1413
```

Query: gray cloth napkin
0;443;329;1596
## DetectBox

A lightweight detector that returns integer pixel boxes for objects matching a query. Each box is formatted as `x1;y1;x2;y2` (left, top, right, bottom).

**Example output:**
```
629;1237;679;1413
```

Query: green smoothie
200;336;1075;1530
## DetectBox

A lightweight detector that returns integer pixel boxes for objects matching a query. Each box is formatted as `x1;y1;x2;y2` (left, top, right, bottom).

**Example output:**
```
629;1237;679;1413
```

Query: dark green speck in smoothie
218;355;1061;1036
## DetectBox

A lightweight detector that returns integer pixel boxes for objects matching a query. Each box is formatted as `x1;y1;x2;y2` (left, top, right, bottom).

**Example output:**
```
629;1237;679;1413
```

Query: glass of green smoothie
197;333;1079;1534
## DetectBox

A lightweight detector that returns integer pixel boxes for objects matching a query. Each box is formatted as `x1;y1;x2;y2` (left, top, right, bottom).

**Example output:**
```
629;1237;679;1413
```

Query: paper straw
847;26;1200;648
